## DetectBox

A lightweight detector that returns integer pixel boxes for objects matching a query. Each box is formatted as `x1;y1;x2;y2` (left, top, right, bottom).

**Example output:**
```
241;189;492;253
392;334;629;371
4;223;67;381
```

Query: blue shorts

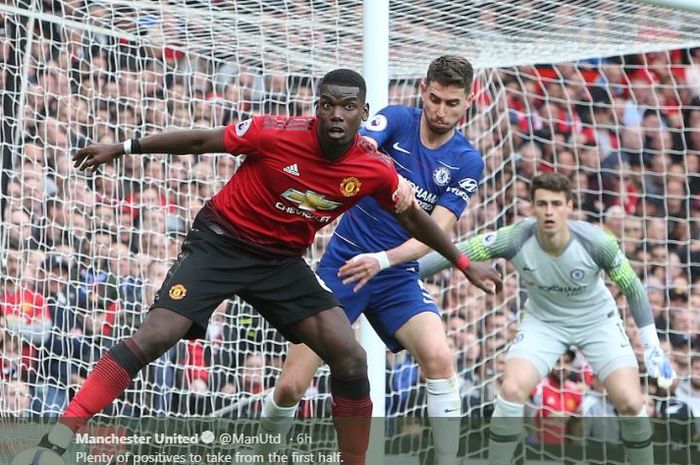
317;259;439;353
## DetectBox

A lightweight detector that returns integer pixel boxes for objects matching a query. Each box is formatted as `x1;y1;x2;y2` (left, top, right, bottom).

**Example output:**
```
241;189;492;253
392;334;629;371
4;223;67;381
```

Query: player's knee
131;332;177;362
328;343;367;379
274;376;307;406
131;307;192;360
418;345;455;378
499;377;530;404
615;396;644;416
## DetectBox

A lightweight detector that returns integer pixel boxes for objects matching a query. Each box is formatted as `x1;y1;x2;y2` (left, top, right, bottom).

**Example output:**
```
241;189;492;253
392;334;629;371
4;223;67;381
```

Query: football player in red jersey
37;69;501;465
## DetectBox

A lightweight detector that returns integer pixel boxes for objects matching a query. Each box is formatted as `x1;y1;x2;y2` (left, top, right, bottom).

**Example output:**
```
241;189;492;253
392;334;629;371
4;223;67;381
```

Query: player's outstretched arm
338;205;454;291
394;207;502;294
594;235;676;389
418;222;526;279
72;128;227;172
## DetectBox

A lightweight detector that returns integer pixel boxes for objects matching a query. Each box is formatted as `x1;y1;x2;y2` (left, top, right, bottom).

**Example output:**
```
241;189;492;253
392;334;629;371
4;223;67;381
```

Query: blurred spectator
387;351;420;416
477;347;507;417
673;355;700;417
1;249;52;348
35;255;93;416
577;375;620;445
0;380;32;417
514;141;542;181
603;205;625;238
528;350;583;445
685;48;700;98
388;80;418;106
455;331;482;412
0;332;29;381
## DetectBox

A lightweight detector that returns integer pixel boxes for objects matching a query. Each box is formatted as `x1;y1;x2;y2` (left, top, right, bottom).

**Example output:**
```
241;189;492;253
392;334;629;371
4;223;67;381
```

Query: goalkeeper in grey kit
419;172;675;465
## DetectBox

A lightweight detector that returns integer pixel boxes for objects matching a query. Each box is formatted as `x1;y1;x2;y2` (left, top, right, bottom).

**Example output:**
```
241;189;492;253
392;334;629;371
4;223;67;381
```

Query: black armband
122;138;143;154
131;138;143;154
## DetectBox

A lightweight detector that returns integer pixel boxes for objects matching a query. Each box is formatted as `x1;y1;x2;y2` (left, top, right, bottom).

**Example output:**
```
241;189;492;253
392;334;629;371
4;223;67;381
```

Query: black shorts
152;221;340;342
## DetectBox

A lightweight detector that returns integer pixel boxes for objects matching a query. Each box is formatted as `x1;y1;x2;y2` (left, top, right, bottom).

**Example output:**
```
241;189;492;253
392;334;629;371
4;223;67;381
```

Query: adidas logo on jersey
283;163;300;176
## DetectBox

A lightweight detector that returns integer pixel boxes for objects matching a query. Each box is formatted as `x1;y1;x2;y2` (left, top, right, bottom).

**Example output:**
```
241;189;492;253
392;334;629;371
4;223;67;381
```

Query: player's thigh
152;225;255;340
240;258;360;369
395;312;454;378
600;366;644;414
317;263;371;324
575;315;638;382
506;314;570;379
285;307;364;374
366;270;440;353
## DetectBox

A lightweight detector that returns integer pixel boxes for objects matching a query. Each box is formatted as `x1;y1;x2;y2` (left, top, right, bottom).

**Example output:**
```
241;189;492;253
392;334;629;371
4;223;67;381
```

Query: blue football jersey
323;105;484;269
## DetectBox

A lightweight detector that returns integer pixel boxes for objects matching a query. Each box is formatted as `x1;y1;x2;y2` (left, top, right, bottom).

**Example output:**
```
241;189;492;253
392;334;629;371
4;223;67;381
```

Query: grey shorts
507;312;638;381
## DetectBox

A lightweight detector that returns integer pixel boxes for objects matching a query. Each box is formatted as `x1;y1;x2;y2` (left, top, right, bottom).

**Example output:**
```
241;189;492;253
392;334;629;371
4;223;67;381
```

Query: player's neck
319;140;354;161
316;128;355;161
419;116;453;149
536;226;571;257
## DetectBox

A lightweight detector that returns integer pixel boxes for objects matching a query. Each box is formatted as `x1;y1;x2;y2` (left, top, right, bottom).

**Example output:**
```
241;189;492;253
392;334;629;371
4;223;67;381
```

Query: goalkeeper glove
639;324;675;389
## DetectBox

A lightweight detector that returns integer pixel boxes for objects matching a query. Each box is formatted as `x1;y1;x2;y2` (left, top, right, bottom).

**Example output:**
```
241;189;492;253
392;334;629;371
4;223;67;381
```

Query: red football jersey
532;378;583;444
213;115;400;255
1;287;50;322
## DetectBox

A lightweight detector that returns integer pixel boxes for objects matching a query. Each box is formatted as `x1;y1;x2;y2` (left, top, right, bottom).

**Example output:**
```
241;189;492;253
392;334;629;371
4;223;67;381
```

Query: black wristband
131;138;143;154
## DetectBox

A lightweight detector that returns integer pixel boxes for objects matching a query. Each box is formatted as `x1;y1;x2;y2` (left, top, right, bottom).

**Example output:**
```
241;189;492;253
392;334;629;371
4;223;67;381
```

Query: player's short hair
426;55;474;92
530;172;572;201
319;69;366;102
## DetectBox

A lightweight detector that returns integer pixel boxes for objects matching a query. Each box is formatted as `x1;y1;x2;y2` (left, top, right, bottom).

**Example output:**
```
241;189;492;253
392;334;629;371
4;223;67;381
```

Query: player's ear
466;91;475;107
419;80;427;94
362;103;369;121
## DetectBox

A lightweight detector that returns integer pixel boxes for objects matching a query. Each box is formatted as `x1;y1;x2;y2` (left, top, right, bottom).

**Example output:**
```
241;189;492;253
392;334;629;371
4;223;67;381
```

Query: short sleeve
360;105;408;148
223;116;264;157
371;163;400;212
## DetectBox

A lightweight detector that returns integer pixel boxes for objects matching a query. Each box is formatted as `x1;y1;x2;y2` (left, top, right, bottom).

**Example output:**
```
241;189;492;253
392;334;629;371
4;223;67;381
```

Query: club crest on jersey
433;166;451;186
281;189;341;211
365;114;387;131
169;284;187;300
570;269;585;280
339;177;362;197
235;118;253;137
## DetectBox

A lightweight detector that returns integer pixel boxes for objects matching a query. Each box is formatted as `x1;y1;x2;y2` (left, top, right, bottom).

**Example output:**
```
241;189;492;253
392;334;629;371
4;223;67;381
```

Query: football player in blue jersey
259;56;500;465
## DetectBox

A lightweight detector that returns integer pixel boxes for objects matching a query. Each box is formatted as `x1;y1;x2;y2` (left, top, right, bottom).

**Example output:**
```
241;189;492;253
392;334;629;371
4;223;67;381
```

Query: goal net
1;0;700;463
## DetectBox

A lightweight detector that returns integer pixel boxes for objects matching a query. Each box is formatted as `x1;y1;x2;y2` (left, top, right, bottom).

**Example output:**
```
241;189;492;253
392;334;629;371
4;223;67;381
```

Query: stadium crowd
1;1;699;452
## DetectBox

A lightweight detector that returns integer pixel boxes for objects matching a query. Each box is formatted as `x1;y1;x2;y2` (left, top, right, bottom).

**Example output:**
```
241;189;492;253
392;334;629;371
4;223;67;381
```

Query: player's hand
339;252;389;292
461;262;503;295
360;135;378;151
72;143;123;172
643;345;675;389
394;175;418;213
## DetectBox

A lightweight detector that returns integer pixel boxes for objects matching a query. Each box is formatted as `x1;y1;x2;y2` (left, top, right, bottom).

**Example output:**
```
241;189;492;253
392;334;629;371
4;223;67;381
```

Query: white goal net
1;0;700;463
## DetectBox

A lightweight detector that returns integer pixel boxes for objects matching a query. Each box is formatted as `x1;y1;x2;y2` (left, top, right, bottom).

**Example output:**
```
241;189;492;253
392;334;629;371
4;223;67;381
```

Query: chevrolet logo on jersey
281;189;342;211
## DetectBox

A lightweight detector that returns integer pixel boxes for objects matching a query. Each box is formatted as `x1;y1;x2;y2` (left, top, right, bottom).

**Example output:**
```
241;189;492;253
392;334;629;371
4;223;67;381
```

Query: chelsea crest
433;166;451;186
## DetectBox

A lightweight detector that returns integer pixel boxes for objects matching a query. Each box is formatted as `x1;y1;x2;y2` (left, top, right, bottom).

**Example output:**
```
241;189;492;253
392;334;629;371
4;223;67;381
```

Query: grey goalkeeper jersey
419;219;653;329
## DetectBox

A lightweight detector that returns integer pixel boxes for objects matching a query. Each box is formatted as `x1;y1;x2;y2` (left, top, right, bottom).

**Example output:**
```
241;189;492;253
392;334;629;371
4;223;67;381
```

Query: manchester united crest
339;177;362;197
169;284;187;300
